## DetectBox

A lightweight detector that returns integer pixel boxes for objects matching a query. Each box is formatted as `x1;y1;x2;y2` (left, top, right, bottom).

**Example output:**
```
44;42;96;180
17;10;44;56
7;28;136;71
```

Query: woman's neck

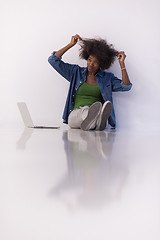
86;73;98;85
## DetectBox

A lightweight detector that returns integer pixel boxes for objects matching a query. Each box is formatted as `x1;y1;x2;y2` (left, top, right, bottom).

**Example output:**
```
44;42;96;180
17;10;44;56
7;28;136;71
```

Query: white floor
0;125;160;240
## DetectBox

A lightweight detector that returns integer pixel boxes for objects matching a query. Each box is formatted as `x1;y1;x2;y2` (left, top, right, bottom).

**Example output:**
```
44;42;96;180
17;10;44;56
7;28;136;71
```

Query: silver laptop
17;102;60;129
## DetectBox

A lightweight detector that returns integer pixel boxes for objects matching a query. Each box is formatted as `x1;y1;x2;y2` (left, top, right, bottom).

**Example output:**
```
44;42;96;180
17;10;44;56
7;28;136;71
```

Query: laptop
17;102;60;129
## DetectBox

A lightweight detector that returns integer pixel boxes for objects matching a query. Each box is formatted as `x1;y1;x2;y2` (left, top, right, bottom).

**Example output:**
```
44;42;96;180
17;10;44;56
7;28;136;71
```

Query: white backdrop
0;0;160;131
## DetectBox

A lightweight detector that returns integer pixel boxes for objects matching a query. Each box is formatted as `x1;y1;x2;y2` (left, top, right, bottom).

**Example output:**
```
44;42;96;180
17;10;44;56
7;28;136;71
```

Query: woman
48;34;132;130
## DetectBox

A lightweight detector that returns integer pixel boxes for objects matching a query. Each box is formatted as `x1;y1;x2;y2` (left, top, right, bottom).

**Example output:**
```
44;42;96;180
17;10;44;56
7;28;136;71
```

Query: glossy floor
0;126;160;240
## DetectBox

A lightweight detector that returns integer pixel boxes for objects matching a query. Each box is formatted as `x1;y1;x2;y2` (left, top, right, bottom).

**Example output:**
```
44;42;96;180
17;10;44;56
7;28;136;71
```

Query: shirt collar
82;67;104;78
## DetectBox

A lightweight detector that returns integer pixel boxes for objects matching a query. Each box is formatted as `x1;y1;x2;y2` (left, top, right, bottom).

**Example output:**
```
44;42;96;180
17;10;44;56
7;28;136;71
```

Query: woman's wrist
119;62;125;69
121;67;126;71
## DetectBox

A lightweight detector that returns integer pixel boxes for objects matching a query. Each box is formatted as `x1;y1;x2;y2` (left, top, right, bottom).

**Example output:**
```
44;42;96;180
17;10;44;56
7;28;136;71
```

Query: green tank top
73;82;103;110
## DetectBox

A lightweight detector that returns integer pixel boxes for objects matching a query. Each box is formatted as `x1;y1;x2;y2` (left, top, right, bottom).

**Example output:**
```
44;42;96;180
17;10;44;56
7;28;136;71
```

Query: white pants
68;106;96;129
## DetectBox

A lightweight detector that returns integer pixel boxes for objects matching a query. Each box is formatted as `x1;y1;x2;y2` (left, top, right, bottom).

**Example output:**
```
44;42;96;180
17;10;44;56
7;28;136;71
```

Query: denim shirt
48;52;132;128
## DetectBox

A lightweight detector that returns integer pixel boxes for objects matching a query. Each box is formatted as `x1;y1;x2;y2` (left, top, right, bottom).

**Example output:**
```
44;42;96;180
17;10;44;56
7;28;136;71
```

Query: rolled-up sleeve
111;73;132;92
48;51;77;82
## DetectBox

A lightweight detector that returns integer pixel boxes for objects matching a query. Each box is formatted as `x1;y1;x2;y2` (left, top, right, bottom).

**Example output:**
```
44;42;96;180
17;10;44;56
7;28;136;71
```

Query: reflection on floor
0;126;160;240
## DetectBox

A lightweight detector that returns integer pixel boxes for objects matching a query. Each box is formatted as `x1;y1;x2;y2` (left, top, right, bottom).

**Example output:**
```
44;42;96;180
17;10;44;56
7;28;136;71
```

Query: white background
1;0;160;131
1;2;160;239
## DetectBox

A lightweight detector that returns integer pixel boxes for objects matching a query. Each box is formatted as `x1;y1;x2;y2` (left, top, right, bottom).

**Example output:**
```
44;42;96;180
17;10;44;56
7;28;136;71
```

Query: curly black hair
79;38;118;70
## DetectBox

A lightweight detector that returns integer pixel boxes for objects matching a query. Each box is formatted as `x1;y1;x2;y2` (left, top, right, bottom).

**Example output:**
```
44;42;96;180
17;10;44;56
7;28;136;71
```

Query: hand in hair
117;51;126;63
69;34;83;47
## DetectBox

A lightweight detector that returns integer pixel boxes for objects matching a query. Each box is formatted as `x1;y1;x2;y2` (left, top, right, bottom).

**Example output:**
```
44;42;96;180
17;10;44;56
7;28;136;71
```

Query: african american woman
48;34;132;131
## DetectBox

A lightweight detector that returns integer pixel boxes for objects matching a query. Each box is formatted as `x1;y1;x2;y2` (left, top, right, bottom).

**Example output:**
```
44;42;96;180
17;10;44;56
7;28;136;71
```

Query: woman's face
87;55;100;75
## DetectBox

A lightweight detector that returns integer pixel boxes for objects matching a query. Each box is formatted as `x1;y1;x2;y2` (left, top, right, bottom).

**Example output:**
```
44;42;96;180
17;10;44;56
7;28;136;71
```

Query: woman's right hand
69;34;82;47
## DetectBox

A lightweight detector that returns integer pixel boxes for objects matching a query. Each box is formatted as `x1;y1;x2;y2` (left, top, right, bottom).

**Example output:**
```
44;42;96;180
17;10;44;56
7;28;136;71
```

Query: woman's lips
88;66;94;71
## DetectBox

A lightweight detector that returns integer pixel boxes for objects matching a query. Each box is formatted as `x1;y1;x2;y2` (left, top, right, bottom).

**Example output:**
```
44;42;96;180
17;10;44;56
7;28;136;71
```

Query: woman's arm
48;34;83;82
117;51;130;86
54;34;82;57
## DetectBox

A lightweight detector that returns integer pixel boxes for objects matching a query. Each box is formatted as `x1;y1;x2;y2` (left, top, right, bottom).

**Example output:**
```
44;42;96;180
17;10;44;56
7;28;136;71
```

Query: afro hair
79;38;118;70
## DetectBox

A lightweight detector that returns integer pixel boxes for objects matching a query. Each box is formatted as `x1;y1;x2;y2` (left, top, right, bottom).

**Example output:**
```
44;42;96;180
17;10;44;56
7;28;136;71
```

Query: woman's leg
80;102;102;131
68;106;89;129
68;102;103;130
96;101;112;130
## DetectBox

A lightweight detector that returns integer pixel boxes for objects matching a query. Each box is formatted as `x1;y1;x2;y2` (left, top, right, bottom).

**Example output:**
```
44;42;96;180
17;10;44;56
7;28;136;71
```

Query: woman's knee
68;109;81;128
68;107;89;128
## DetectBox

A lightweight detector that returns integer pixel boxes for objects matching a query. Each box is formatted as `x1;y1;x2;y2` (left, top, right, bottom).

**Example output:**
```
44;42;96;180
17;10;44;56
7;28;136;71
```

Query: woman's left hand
117;51;126;63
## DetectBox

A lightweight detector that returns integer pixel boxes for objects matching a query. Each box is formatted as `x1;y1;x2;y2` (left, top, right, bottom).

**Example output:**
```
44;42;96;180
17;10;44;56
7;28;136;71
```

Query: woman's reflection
49;129;128;211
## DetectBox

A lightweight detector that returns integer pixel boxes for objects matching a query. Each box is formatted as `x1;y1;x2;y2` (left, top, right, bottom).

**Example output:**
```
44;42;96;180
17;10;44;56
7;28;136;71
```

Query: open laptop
17;102;60;129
